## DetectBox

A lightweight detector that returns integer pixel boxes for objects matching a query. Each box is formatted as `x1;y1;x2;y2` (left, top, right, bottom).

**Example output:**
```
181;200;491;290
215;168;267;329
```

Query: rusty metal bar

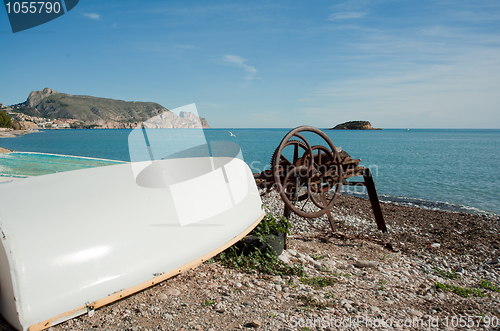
363;168;387;232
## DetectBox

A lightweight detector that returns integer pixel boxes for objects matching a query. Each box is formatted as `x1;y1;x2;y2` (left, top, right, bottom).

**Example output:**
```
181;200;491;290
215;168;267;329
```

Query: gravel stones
249;319;262;328
354;260;378;268
487;258;499;265
408;309;423;317
12;193;500;331
277;251;292;264
164;287;181;296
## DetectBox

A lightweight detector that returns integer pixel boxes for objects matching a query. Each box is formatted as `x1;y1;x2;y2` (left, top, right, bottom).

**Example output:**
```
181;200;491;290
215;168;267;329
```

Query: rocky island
330;121;382;130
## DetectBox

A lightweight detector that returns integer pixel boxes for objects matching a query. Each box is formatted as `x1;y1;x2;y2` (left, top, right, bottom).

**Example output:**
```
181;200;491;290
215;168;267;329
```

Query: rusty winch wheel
272;126;343;230
254;125;387;235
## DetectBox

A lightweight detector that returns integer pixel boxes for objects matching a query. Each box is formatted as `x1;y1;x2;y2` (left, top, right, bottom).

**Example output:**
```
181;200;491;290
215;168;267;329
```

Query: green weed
203;299;216;307
434;282;487;298
478;280;500;293
213;210;306;277
300;276;336;289
330;270;351;279
310;254;325;261
433;267;459;279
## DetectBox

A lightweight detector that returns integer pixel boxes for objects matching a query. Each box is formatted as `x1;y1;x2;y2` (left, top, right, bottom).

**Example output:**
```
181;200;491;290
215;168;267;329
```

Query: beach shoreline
0;128;39;152
0;192;498;330
0;129;38;139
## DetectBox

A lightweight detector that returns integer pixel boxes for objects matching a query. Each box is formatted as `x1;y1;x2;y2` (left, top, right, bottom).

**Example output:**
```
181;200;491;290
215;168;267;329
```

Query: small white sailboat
0;105;264;330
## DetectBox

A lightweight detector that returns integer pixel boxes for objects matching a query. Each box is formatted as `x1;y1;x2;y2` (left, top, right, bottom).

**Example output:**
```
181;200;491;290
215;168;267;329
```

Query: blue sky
1;0;499;128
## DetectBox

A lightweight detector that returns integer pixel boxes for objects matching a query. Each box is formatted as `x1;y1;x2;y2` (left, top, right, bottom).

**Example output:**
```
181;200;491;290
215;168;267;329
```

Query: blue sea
1;128;499;215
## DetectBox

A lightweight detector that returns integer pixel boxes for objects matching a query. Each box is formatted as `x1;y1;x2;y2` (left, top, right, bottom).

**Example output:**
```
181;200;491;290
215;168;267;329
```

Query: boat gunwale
27;213;265;331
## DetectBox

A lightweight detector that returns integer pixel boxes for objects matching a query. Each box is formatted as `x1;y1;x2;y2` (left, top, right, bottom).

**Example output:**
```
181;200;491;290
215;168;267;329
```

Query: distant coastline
2;88;210;130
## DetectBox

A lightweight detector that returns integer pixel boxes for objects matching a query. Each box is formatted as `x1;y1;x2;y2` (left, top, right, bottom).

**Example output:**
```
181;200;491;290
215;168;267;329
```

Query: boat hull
0;157;263;330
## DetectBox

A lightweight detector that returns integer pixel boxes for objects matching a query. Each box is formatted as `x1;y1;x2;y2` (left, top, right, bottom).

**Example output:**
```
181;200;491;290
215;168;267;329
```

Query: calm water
0;152;123;177
1;128;499;215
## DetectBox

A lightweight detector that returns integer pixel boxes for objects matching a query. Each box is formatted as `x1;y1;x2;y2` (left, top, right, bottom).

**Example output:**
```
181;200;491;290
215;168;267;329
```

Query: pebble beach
1;191;498;331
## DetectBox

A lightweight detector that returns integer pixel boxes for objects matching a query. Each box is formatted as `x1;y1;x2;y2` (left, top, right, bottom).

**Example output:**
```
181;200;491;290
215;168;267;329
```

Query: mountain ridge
12;88;210;129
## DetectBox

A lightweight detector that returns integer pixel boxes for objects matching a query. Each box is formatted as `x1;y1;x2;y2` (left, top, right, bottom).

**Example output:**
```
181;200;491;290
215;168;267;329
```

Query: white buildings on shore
5;111;74;129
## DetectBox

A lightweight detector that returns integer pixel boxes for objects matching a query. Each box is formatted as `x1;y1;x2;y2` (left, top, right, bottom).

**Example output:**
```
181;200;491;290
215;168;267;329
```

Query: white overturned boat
0;105;264;330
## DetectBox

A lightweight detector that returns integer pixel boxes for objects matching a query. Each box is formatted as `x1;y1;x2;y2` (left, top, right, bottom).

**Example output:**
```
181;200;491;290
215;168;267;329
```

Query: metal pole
363;168;387;232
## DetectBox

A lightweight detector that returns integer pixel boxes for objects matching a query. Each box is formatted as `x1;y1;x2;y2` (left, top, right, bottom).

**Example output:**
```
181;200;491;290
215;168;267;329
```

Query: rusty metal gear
254;125;387;234
271;126;343;229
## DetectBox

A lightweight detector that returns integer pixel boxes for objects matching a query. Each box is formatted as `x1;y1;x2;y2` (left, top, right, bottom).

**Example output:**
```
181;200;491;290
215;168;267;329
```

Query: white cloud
83;13;100;20
327;11;366;20
223;55;257;80
301;46;500;128
225;55;245;65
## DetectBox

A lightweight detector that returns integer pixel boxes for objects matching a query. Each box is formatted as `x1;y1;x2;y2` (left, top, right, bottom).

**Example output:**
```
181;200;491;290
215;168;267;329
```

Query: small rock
325;259;336;267
287;249;297;256
158;293;168;300
370;306;381;313
249;319;262;328
487;258;499;265
164;288;181;296
355;260;378;268
455;267;464;274
309;260;321;267
163;313;173;320
235;282;243;288
408;309;423;317
341;299;354;306
278;255;291;264
493;308;500;314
